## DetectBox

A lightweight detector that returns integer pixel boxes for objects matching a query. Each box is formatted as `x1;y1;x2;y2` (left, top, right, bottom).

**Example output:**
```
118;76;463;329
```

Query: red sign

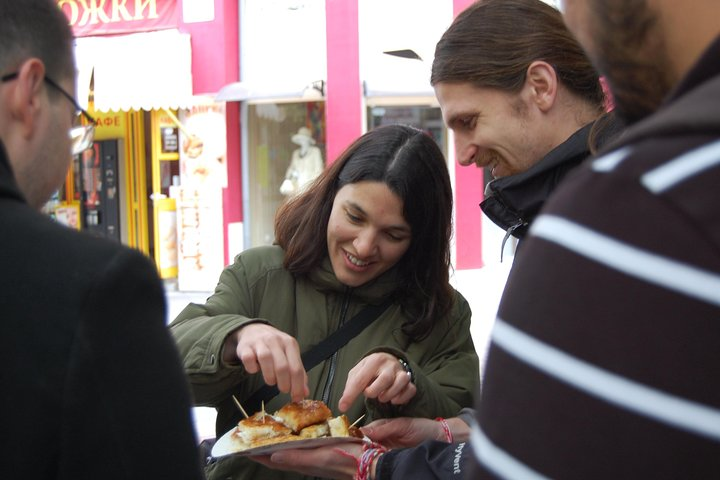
57;0;179;37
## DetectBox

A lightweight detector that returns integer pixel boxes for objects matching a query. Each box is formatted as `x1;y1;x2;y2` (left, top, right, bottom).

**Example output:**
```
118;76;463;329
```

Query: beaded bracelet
435;417;453;443
356;441;388;480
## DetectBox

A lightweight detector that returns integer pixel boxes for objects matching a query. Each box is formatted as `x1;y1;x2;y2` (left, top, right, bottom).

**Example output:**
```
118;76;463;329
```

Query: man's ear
8;59;46;139
524;60;558;112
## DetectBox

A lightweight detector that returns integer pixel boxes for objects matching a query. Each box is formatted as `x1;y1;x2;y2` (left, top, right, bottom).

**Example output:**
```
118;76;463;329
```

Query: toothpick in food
232;395;249;419
350;414;365;428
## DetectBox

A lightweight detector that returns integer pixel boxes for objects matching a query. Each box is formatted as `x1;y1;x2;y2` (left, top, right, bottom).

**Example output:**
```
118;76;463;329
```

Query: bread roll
233;412;292;445
274;399;332;432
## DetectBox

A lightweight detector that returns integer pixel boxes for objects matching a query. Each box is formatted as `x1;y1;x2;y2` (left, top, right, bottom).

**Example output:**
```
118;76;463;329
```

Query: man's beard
596;53;674;125
590;0;674;125
476;150;504;178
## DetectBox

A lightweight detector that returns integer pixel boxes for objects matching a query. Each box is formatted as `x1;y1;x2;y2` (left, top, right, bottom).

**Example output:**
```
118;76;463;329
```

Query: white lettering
453;442;465;475
57;0;161;25
134;0;158;20
57;0;80;25
79;0;112;26
110;0;133;21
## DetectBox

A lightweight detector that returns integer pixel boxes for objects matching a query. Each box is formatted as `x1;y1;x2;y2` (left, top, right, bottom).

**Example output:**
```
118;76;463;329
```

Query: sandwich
230;399;362;450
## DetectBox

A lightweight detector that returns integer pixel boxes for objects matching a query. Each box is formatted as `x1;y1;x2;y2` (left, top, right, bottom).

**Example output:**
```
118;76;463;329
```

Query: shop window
246;101;326;247
367;105;447;157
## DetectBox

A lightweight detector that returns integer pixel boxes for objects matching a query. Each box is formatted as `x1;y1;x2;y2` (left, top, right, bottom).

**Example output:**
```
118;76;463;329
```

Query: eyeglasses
1;72;96;155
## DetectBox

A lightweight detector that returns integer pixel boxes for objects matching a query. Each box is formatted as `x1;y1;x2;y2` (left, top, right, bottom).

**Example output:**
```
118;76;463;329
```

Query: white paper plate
211;428;365;458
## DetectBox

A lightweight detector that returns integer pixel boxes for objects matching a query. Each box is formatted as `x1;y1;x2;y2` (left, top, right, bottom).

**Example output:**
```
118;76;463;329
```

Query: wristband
356;441;387;480
435;417;453;443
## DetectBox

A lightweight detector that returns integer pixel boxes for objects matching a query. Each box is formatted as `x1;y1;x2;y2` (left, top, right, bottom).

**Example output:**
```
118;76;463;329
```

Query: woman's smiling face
326;181;412;287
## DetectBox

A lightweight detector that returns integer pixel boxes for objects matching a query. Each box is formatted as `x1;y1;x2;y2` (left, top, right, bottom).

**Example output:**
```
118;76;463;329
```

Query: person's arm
375;440;472;480
253;439;470;480
169;258;265;404
221;322;308;402
170;254;307;404
63;248;204;479
362;292;480;420
361;415;471;448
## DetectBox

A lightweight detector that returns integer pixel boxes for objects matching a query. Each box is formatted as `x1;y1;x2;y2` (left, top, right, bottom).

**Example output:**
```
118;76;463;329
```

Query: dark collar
480;122;597;239
0;140;26;203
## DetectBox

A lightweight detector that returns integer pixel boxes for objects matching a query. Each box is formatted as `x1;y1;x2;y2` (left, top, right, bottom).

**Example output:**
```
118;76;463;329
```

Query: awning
215;80;325;103
362;51;435;99
74;29;194;112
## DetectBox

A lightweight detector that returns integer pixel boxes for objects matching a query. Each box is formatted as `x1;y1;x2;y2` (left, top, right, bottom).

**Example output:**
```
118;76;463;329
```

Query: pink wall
324;0;362;164
452;0;484;270
322;0;482;268
179;0;239;95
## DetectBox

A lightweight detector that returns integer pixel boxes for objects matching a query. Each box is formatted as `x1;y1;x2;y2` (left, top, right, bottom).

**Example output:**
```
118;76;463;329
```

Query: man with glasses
0;2;203;478
1;72;96;158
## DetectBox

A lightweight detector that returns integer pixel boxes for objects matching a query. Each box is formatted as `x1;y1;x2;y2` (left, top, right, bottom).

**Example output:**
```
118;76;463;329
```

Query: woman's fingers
236;324;308;401
340;353;416;410
376;369;414;403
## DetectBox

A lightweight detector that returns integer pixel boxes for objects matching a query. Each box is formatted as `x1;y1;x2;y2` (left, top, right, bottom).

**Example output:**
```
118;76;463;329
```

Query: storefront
54;0;241;290
218;0;484;269
51;0;491;293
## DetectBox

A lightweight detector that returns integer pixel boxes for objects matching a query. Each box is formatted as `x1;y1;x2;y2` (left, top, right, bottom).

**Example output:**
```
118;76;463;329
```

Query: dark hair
0;0;74;82
275;125;454;340
431;0;605;110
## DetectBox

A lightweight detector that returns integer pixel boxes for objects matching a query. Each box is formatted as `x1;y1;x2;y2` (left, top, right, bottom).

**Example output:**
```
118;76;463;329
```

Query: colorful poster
179;103;228;189
54;204;81;230
174;187;224;292
155;197;178;279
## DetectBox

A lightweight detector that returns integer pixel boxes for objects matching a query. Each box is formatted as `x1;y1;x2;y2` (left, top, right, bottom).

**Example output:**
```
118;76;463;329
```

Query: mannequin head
291;126;316;154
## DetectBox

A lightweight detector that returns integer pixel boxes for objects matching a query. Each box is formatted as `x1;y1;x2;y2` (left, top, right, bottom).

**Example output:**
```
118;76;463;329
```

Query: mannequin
280;127;324;196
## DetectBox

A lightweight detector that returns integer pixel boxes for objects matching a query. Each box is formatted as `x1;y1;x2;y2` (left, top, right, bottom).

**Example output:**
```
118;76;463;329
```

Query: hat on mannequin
291;127;316;146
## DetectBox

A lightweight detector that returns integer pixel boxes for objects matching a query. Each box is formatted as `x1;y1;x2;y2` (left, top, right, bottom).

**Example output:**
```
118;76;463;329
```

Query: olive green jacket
170;245;479;480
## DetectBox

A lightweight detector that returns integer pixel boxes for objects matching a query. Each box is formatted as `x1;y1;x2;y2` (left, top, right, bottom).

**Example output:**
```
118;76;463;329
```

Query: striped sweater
471;37;720;479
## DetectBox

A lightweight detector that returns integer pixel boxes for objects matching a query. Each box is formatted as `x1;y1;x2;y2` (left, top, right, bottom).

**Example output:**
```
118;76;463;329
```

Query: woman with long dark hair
170;124;479;480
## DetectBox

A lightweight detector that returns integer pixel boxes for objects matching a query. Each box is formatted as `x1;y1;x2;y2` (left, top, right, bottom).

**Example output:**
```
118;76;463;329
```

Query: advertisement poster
54;204;81;230
156;198;178;279
179;103;228;189
174;186;224;292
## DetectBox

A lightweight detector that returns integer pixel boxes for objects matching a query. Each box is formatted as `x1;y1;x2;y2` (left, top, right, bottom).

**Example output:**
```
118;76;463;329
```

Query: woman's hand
361;416;470;448
251;443;366;480
338;352;417;412
222;323;309;402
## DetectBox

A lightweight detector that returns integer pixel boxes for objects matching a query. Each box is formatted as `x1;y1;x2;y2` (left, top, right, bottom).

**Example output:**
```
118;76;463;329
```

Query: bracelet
356;441;388;480
397;357;414;383
435;417;453;443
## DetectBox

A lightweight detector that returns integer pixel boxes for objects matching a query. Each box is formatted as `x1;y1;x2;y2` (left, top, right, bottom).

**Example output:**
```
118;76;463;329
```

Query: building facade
56;0;495;292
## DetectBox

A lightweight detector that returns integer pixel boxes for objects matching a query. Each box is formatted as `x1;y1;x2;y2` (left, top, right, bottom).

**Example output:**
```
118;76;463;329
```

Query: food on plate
234;411;292;445
329;414;351;437
230;399;362;450
274;399;333;432
298;422;330;439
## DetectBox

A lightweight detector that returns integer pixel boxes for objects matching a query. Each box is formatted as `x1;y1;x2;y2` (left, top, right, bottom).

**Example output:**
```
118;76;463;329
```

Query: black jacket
0;143;203;479
481;117;624;241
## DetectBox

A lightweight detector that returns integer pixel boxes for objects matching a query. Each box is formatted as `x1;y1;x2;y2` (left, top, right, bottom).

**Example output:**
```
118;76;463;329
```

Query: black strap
216;299;392;434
